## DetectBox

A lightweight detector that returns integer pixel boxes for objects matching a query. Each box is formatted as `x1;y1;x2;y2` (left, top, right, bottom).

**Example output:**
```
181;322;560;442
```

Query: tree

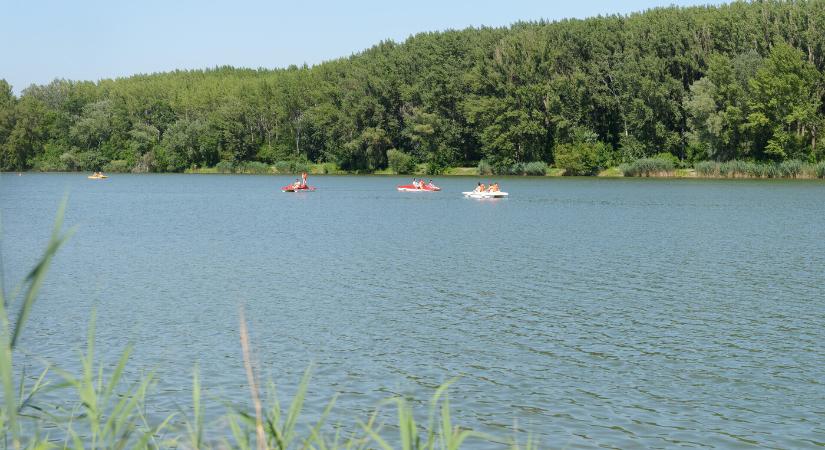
3;95;48;170
747;42;822;160
0;80;17;170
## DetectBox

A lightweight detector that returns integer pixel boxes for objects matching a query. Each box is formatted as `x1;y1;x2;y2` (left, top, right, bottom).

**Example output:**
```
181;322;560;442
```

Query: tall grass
815;162;825;178
1;203;533;449
779;160;803;178
694;161;718;177
236;161;273;175
273;160;311;175
619;158;674;177
692;160;825;179
480;161;547;176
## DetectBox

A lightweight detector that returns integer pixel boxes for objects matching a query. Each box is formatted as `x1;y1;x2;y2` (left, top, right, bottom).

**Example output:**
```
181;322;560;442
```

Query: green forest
2;0;825;175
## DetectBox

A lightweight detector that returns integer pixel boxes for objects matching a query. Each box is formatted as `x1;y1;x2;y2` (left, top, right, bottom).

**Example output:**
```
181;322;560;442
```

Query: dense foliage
2;1;825;173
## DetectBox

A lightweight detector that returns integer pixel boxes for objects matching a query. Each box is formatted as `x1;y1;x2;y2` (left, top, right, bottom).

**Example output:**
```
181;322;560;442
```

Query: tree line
1;0;825;175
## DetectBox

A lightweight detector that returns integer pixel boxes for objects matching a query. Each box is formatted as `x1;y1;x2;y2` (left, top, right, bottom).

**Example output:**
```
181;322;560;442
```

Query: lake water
2;173;824;448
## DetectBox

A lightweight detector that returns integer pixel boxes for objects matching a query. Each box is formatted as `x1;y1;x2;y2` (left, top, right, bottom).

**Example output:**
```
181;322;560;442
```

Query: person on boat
427;179;435;189
490;182;500;192
474;182;486;193
292;179;302;189
301;171;308;187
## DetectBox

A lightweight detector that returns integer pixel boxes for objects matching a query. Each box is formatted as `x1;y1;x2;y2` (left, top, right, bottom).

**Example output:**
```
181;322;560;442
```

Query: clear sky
1;0;722;93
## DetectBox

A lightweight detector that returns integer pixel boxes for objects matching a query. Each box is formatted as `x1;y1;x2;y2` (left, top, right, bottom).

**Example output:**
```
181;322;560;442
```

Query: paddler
301;171;308;187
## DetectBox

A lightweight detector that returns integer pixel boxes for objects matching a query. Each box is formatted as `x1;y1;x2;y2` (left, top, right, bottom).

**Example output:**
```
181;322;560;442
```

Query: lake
2;173;824;448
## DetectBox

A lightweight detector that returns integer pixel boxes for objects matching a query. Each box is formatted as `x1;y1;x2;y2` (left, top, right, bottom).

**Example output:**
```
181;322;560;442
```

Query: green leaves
746;42;822;160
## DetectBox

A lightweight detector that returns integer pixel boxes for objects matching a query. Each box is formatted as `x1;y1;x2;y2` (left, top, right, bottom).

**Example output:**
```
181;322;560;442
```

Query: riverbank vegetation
1;208;529;449
2;1;825;179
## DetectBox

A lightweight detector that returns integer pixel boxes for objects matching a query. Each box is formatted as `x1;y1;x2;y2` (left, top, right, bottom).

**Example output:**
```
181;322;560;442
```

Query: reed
694;161;718;177
216;161;235;174
619;158;674;177
236;161;273;174
779;160;803;178
815;161;825;178
692;160;825;179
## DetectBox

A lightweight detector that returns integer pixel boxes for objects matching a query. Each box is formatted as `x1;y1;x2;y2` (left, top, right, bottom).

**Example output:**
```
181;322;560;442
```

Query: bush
273;160;292;174
619;157;674;177
523;161;548;176
273;160;310;174
215;160;234;173
477;159;492;176
292;160;310;174
318;162;340;174
31;157;68;172
507;162;525;175
58;151;106;172
425;161;445;175
102;159;132;173
554;142;602;176
132;151;157;173
387;149;415;174
652;152;680;167
815;161;825;179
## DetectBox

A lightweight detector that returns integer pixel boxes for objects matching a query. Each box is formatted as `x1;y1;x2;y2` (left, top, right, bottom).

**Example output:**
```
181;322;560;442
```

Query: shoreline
6;167;825;180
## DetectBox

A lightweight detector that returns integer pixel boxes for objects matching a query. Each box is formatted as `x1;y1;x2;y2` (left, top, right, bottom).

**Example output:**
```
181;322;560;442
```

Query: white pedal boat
462;191;509;199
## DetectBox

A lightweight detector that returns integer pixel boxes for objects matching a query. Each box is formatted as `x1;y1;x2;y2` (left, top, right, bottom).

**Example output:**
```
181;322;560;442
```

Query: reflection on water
2;174;825;448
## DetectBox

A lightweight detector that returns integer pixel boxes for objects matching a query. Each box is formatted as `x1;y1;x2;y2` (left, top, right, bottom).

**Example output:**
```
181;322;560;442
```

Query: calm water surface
2;173;824;448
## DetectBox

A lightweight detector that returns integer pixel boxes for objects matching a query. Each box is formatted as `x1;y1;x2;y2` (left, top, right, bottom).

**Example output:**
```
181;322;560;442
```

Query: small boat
397;184;440;192
463;191;508;199
282;185;315;192
88;174;109;179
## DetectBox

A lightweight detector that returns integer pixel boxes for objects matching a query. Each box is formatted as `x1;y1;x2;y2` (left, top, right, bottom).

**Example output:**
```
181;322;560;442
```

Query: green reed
693;160;825;179
619;158;675;177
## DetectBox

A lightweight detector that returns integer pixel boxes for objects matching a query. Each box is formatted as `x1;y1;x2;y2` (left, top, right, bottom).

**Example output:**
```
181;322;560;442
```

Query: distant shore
9;168;825;181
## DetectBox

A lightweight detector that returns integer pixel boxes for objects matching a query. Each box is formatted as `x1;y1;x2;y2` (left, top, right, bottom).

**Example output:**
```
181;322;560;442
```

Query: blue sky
2;0;721;93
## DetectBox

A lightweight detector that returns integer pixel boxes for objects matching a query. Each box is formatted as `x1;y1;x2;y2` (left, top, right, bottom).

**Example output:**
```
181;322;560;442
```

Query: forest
1;0;824;175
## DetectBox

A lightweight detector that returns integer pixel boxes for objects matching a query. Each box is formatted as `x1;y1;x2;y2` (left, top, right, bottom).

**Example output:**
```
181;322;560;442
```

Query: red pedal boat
282;185;316;192
397;184;440;192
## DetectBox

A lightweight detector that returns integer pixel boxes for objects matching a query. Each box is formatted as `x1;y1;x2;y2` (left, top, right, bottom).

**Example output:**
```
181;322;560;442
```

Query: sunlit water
2;173;824;448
